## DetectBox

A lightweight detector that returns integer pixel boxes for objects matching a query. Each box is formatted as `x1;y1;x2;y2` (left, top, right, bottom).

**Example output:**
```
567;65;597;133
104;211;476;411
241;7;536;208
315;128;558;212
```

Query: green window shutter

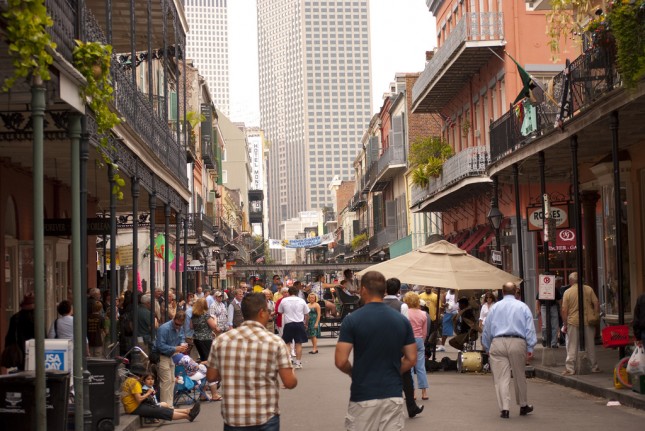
169;92;177;121
215;145;223;185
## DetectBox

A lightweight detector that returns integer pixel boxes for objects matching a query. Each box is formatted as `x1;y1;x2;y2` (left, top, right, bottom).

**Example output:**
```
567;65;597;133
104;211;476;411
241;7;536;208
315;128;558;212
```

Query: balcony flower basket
351;233;368;251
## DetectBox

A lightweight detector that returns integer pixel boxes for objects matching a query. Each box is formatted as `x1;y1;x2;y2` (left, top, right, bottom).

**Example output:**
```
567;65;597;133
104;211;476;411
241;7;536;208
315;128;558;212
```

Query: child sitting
140;373;161;407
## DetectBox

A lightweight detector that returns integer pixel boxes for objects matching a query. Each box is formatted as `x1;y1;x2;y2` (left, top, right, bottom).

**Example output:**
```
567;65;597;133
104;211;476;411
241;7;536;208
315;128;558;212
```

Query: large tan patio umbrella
356;240;521;290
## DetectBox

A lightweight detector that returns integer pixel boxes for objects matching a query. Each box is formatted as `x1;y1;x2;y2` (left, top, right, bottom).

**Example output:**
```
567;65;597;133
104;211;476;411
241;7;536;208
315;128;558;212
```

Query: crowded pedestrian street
122;338;645;431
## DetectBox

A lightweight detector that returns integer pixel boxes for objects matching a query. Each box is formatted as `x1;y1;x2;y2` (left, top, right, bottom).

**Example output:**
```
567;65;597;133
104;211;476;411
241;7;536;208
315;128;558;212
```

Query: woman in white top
478;291;496;331
47;300;74;339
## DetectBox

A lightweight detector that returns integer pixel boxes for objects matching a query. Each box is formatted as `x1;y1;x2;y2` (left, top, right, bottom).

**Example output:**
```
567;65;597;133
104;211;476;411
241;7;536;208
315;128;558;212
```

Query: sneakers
591;367;602;373
294;362;302;369
188;402;201;422
561;370;574;376
436;346;446;352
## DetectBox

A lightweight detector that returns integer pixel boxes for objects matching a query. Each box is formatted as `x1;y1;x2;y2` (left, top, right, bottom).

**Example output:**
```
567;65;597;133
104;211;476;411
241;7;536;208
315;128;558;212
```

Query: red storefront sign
548;228;577;251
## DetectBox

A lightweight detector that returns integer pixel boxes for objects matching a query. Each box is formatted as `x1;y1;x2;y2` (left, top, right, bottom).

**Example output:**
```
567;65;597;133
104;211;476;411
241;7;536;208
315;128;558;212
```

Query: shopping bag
626;344;645;375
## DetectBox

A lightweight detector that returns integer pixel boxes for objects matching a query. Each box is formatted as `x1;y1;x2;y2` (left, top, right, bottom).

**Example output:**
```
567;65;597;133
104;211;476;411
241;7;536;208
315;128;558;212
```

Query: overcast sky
228;0;436;126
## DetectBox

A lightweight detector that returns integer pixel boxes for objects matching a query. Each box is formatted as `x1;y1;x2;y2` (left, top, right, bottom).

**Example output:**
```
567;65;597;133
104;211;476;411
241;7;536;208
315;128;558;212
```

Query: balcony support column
610;111;626;359
131;167;140;347
164;203;171;322
108;164;118;349
512;163;525;287
130;0;137;91
183;206;189;295
149;180;157;343
539;151;556;365
175;209;181;313
571;135;591;373
147;0;153;104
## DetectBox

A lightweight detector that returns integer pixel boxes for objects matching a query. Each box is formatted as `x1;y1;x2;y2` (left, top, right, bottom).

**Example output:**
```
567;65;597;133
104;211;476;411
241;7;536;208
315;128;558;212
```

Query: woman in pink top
403;291;429;400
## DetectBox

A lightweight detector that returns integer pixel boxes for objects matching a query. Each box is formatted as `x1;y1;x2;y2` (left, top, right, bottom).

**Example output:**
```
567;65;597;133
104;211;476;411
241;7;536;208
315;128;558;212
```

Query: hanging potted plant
73;40;125;198
461;118;471;138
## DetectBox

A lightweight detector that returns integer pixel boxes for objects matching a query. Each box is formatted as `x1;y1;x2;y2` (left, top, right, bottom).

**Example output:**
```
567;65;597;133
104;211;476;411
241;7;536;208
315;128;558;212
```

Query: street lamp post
487;176;503;268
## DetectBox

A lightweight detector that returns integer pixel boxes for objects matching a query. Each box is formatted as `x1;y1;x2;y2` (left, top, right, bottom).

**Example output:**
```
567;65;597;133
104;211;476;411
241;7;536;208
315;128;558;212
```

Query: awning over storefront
460;225;491;252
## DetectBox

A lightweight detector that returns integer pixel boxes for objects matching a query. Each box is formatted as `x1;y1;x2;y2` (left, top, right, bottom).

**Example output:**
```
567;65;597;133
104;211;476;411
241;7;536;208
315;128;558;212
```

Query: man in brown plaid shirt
207;292;297;430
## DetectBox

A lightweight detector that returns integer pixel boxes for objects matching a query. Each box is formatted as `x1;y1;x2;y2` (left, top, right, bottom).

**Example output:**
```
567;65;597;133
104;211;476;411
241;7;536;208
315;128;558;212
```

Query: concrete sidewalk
529;341;645;411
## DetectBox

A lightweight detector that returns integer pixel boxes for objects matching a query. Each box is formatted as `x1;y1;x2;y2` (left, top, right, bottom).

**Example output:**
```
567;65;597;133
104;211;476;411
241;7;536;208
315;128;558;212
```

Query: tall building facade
257;0;372;239
185;0;230;116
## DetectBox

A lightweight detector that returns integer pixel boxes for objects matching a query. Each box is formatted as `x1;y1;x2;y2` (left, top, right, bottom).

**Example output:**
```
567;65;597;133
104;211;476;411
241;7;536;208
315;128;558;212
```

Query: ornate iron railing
83;10;188;187
411;146;489;207
368;226;398;253
412;12;504;103
45;0;78;63
489;47;619;163
376;143;405;179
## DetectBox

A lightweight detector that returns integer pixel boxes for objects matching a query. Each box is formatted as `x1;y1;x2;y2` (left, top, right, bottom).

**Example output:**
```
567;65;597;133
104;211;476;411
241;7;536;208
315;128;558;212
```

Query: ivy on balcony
409;136;453;188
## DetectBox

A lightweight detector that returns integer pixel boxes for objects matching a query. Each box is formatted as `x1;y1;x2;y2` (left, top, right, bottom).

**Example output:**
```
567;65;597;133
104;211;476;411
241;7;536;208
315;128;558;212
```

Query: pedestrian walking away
278;286;310;369
335;271;416;431
482;282;537;419
207;292;297;430
561;272;601;375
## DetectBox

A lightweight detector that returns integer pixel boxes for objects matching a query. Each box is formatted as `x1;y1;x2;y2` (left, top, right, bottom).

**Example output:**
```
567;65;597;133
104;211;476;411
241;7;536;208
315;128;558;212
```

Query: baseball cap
214;291;223;297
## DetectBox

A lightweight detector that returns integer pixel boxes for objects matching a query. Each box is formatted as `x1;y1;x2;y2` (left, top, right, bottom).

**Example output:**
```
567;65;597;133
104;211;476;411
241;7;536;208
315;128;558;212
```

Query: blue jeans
224;415;279;431
413;338;428;390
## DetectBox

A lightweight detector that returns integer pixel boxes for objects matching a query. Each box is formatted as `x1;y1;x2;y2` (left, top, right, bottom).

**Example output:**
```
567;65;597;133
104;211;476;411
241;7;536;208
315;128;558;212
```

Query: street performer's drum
457;351;483;373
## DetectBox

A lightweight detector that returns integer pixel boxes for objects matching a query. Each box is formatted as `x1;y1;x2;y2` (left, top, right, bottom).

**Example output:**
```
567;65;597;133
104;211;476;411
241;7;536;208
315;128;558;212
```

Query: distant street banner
269;233;334;249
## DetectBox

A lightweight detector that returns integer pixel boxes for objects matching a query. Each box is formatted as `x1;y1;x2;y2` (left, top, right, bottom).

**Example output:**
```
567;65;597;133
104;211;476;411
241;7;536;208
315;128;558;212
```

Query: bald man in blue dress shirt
482;282;537;419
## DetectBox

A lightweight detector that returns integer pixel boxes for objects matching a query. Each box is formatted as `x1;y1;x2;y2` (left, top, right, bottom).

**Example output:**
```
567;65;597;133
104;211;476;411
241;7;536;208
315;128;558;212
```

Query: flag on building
507;51;537;104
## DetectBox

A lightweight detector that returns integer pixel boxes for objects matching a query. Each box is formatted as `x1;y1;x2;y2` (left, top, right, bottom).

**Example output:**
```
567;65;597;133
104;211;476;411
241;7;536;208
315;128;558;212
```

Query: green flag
508;52;536;104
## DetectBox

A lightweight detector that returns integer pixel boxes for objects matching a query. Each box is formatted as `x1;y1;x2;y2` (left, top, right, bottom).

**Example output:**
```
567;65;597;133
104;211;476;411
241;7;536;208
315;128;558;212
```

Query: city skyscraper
257;0;372;239
185;0;230;116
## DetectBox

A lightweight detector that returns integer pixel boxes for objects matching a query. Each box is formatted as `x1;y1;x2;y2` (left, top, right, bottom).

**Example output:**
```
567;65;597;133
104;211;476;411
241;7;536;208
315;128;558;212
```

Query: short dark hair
386;278;401;296
293;281;302;288
174;310;186;322
57;300;72;315
361;271;386;298
288;286;299;296
343;269;353;279
241;293;267;320
273;275;280;280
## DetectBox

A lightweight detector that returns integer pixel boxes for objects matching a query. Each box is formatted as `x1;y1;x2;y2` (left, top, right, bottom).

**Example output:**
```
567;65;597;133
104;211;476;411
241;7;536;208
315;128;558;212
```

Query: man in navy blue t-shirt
335;271;416;431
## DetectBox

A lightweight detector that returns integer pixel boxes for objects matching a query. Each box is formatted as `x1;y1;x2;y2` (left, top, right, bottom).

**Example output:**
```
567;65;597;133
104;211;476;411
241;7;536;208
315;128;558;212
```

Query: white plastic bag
626;344;645;375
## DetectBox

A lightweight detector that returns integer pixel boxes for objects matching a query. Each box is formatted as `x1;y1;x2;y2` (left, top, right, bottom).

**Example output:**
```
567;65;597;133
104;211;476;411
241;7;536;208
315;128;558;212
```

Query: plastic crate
602;325;630;348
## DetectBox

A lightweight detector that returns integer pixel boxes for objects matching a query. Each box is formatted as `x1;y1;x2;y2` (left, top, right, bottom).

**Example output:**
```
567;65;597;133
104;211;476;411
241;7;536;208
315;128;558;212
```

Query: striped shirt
207;320;292;427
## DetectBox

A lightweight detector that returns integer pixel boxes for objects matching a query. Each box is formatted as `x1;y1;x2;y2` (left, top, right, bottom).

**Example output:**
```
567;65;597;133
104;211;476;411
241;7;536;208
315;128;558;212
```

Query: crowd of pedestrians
6;267;643;431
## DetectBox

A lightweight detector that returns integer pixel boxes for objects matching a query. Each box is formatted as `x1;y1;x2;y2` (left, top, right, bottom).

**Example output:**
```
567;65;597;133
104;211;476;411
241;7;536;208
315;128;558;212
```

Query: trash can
0;370;70;431
87;358;120;431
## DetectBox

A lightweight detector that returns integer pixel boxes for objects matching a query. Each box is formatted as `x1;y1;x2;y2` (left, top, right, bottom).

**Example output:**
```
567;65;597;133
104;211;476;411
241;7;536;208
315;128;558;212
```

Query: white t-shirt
445;291;458;313
479;302;492;326
47;315;74;339
278;296;309;325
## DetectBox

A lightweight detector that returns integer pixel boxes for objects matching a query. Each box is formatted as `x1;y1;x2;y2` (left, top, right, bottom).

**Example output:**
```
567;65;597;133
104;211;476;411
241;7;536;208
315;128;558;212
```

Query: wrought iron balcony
411;146;490;208
45;0;78;63
412;12;504;112
83;10;188;187
348;191;366;211
202;136;215;169
368;226;398;253
490;47;619;164
249;208;263;224
372;143;405;192
330;243;350;259
361;161;378;194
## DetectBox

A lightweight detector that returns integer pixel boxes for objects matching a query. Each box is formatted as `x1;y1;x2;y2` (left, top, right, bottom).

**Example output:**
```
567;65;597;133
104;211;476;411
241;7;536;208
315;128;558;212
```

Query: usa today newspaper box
0;370;70;430
25;339;73;373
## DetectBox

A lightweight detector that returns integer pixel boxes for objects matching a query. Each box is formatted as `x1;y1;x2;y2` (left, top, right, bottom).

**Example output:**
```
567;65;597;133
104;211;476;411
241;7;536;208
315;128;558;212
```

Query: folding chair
173;365;198;406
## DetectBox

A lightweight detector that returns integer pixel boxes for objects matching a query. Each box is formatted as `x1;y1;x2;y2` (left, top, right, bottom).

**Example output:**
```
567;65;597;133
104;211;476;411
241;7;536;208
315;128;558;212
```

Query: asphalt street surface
148;339;645;430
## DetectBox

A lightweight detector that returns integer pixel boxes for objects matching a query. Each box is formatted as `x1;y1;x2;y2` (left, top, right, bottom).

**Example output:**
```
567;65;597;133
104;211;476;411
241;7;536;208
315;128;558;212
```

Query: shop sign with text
526;204;571;231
